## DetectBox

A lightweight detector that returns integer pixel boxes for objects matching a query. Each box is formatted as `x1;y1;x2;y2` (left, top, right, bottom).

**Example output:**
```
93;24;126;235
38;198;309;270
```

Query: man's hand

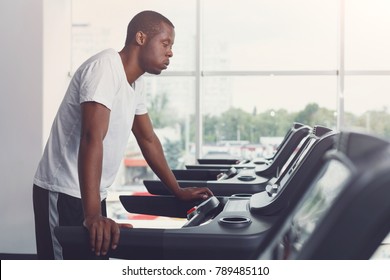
174;187;214;201
83;216;133;256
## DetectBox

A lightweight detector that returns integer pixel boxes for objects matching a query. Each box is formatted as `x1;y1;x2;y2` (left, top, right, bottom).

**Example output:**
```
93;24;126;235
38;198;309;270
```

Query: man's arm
78;102;122;256
132;113;213;201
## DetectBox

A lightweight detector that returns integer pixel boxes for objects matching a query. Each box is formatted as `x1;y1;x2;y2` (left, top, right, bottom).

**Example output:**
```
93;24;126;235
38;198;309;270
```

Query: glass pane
72;0;196;72
202;0;339;71
345;0;390;70
202;76;338;158
344;75;390;139
143;76;196;166
114;76;196;185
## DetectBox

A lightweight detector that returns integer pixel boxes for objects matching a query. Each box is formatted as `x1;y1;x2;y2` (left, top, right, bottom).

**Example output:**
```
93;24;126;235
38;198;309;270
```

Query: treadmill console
269;158;351;259
259;131;390;260
183;196;221;227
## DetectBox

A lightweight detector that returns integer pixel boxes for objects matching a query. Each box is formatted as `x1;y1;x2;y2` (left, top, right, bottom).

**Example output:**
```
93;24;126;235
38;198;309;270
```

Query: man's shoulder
74;49;120;77
84;48;118;65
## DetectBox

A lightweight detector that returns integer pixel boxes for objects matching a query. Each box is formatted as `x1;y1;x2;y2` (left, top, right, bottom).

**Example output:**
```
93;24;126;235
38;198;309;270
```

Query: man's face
140;22;175;75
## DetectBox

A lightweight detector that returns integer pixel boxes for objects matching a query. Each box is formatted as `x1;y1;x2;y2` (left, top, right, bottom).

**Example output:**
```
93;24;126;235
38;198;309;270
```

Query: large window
343;0;390;135
202;0;338;71
70;0;390;223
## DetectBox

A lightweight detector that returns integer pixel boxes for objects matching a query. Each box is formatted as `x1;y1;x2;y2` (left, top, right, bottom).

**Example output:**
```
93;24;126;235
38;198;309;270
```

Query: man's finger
94;225;103;256
110;223;121;250
197;187;213;198
119;223;133;229
101;223;112;255
89;225;96;253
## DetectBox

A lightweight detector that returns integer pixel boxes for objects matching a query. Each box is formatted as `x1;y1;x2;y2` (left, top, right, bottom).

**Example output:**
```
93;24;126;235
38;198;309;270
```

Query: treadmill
258;131;390;260
184;122;311;171
54;126;338;260
143;125;327;196
171;123;310;182
196;122;306;165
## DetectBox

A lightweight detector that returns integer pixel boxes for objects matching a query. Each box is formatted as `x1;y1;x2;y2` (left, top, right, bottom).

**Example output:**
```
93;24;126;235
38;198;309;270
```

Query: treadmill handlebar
54;226;165;260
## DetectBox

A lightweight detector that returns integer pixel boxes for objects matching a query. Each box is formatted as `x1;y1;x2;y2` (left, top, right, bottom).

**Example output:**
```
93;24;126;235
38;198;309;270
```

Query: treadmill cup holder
218;216;252;228
237;174;257;181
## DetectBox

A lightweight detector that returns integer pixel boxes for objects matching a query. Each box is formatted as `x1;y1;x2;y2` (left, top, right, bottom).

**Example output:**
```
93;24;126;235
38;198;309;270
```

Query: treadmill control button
186;207;197;219
187;207;196;214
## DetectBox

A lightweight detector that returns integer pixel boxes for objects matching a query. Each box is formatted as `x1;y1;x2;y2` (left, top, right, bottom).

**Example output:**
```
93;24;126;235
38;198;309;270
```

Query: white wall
43;0;71;142
0;0;71;255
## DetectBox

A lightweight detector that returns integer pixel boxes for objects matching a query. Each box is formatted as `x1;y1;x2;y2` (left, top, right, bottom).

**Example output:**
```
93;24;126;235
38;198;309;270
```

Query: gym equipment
196;122;306;165
185;122;311;173
258;131;390;259
143;125;329;196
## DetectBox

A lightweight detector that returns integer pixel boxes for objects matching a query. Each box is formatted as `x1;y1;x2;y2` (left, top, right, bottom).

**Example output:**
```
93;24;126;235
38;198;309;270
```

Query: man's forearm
78;136;104;220
138;134;181;196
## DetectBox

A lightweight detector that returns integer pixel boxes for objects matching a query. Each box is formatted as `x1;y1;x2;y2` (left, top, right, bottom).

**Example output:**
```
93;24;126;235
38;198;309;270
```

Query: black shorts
32;184;107;260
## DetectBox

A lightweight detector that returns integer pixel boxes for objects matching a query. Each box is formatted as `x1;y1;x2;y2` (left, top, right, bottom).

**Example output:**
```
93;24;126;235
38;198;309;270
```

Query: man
33;10;213;260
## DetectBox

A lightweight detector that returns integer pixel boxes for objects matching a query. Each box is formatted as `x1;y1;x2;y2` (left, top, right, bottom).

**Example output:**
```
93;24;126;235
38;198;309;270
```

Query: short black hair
125;10;174;46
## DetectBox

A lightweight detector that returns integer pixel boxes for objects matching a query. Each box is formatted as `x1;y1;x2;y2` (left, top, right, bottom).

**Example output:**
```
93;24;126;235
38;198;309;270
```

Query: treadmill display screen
277;159;351;259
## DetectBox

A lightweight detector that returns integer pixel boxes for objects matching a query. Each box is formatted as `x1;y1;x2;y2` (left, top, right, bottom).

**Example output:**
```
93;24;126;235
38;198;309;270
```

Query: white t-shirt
34;49;147;199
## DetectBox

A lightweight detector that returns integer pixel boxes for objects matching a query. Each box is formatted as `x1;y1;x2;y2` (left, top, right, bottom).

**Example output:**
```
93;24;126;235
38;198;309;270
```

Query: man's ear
135;31;146;45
